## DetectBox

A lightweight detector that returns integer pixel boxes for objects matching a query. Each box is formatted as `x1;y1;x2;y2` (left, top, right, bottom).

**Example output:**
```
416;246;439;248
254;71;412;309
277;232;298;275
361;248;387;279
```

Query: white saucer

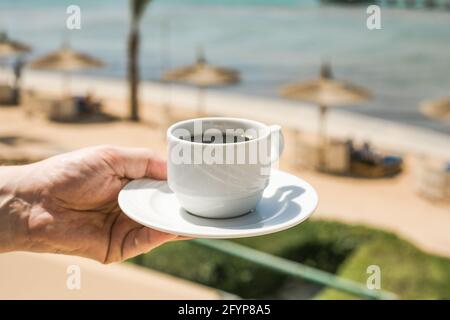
118;170;318;239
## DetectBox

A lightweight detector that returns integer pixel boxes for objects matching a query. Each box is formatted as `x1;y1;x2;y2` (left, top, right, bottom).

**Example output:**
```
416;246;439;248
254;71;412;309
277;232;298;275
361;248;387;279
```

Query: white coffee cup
167;117;284;218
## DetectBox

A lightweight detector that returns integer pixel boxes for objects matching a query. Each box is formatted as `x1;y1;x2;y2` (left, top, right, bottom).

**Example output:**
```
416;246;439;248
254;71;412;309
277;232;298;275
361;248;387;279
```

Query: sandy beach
0;72;448;260
22;71;450;159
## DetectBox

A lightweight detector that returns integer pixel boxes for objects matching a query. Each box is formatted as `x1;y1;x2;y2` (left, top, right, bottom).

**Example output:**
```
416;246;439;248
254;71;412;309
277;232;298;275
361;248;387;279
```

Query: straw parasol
420;97;450;122
0;32;31;57
280;63;371;165
29;44;104;95
280;63;370;139
162;49;239;115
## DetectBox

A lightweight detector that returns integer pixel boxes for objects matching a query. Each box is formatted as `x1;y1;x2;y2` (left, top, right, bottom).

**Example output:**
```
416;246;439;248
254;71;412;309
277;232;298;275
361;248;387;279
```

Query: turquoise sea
1;0;449;134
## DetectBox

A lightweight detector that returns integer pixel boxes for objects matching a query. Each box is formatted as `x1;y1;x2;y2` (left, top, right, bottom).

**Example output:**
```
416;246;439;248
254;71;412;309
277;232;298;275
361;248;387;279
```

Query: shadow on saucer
179;185;305;230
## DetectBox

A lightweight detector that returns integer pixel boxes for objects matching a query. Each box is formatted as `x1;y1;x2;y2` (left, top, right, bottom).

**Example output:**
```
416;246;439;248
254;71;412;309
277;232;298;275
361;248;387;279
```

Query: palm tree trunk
318;104;328;168
128;26;140;121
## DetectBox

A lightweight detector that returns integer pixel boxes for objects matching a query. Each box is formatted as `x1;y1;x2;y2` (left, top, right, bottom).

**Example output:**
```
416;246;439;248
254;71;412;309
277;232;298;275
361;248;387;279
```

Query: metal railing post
193;239;397;300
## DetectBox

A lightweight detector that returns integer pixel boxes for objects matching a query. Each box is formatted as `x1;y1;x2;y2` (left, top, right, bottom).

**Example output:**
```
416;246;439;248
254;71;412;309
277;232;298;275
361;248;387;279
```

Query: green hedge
233;220;394;273
129;220;450;299
317;237;450;300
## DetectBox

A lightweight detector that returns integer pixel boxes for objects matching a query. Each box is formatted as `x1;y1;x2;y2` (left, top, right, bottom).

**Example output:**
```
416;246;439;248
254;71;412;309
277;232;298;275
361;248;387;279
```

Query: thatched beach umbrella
280;63;370;140
29;44;104;95
420;97;450;122
162;49;239;115
0;32;31;57
280;63;370;165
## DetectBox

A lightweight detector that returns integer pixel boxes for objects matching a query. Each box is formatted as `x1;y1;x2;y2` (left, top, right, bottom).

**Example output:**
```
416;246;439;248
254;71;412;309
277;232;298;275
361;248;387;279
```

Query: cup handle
269;125;284;163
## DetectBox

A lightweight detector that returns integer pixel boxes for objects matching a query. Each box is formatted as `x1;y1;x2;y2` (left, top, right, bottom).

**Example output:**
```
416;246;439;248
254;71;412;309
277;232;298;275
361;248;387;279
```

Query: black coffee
182;133;253;144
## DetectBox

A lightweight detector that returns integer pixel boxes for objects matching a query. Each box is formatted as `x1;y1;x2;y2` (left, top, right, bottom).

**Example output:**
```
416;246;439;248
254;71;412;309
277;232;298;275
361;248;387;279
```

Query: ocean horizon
0;0;449;134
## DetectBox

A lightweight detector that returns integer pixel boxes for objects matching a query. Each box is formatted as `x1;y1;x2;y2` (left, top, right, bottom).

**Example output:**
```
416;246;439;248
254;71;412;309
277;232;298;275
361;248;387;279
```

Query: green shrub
316;237;450;300
234;220;394;273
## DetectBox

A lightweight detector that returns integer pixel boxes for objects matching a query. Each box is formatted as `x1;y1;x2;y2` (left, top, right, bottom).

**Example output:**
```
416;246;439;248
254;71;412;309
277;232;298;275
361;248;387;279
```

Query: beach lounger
349;142;402;178
73;95;102;115
296;135;321;169
323;138;350;174
22;91;77;121
350;156;402;178
295;135;401;178
382;155;403;176
48;98;78;121
447;163;450;199
23;90;106;122
0;84;14;105
416;159;450;201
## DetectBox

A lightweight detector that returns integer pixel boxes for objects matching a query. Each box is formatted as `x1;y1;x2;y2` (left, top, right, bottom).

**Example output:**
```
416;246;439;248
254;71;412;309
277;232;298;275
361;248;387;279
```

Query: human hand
0;145;182;263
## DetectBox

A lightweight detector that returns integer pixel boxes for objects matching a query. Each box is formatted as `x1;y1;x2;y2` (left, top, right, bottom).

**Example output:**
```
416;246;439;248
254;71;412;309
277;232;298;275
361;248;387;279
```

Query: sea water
0;0;449;134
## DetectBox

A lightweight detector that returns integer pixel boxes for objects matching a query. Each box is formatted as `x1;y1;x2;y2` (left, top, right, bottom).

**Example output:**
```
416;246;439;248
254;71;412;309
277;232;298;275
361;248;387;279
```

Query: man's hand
0;145;181;263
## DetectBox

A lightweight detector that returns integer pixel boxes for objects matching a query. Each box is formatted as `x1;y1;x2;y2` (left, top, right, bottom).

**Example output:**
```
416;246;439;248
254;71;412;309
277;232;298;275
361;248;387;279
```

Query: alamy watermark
366;265;381;290
66;264;81;290
170;122;282;175
66;5;81;30
366;5;381;30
